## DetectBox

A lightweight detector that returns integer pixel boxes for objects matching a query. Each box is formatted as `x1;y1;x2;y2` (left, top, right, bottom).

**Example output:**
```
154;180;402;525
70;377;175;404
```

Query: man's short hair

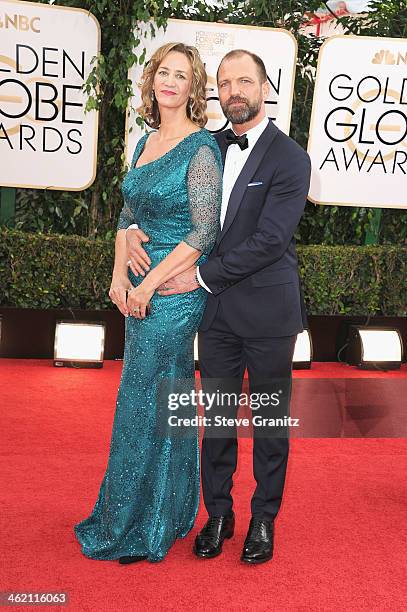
217;49;267;83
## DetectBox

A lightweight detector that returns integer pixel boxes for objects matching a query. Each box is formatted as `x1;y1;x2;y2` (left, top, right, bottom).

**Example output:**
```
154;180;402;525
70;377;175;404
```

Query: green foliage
0;228;113;310
1;228;405;315
5;0;407;245
336;0;407;38
299;244;406;315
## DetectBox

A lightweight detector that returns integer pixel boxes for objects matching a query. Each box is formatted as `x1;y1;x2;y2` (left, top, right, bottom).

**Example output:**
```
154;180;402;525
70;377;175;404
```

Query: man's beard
221;95;262;124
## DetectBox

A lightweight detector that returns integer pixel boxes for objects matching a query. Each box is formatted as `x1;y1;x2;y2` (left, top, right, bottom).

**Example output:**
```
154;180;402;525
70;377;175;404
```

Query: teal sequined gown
74;129;222;562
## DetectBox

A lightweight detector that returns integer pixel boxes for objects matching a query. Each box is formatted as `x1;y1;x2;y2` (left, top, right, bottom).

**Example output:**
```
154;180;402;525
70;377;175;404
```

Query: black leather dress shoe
193;513;235;559
241;518;274;564
118;555;147;564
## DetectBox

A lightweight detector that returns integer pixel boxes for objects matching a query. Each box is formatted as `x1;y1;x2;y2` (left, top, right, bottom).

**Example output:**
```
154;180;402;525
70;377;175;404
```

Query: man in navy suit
127;50;311;564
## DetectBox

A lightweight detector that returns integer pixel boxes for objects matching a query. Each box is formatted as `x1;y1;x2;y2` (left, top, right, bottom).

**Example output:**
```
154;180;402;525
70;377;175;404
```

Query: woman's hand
127;282;155;319
109;276;132;317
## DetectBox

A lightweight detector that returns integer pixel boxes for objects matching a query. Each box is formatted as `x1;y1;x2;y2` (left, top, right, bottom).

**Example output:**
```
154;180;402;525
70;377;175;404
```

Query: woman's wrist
111;270;129;285
139;275;157;293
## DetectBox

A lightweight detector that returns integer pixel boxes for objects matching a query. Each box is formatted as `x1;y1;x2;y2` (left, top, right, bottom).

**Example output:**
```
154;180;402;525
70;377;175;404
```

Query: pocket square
247;181;263;187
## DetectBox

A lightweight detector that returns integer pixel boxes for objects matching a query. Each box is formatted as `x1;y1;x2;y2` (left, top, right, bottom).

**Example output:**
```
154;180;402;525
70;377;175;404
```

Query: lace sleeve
116;203;136;231
183;144;222;254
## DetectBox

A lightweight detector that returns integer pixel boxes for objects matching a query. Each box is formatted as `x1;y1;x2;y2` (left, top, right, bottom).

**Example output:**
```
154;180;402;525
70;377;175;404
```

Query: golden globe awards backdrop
308;35;407;209
0;0;100;190
125;19;297;165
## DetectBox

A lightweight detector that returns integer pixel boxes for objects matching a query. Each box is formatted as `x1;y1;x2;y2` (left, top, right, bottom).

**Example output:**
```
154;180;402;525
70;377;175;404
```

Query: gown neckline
133;128;205;170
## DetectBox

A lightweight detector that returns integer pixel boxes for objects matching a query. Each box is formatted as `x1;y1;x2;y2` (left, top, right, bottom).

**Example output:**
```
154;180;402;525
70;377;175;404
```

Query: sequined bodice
119;129;222;271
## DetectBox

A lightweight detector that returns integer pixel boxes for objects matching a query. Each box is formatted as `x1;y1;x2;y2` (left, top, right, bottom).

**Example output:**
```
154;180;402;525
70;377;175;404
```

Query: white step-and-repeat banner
0;0;100;190
308;35;407;209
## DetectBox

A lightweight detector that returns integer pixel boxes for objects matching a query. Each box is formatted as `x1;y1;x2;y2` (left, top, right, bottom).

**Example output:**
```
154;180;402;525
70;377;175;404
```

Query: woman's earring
151;89;155;101
188;98;194;117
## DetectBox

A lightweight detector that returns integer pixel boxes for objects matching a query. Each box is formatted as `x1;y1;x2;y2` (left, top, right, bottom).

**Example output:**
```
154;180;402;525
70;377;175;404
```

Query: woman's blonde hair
137;42;208;129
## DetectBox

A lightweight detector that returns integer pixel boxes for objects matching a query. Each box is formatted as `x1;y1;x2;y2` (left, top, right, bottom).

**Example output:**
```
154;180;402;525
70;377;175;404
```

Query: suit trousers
198;301;296;521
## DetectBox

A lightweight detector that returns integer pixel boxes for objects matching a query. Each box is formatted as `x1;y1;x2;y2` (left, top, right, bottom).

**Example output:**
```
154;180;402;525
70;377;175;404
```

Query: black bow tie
225;130;249;151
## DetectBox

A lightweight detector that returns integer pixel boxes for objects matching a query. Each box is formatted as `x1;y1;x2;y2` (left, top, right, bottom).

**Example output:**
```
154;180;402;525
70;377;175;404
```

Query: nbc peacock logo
372;49;407;66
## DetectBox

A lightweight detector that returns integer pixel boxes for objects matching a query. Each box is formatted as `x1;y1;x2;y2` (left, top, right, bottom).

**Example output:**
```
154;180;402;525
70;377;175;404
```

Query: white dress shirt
196;115;269;293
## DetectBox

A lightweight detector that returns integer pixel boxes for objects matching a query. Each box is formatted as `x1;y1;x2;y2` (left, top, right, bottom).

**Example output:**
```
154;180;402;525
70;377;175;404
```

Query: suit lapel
216;119;279;247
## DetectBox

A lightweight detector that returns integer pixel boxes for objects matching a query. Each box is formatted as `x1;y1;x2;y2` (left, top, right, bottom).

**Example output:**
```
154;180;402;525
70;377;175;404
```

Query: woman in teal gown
74;43;222;562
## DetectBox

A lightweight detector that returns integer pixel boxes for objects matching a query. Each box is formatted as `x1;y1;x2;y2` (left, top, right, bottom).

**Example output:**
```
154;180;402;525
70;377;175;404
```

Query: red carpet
1;359;406;611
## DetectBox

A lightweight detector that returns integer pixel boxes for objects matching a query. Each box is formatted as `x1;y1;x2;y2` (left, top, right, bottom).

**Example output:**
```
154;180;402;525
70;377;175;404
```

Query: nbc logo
0;13;40;33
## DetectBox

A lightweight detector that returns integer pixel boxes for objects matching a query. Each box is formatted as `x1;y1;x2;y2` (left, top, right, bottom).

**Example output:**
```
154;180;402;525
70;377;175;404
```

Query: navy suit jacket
199;119;311;338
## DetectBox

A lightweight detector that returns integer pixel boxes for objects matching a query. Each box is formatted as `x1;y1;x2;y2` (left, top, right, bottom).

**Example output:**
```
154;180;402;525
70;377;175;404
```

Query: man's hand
157;266;200;296
126;228;151;277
